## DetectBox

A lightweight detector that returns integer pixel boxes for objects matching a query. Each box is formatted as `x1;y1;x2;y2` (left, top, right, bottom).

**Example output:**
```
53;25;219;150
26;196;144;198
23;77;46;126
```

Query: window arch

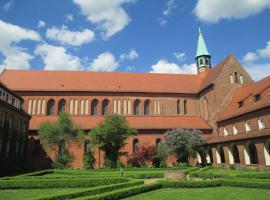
74;99;78;115
177;99;180;114
28;99;32;114
69;99;74;114
183;99;187;114
91;99;98;115
133;99;140;115
46;99;55;116
85;100;89;114
102;99;109;115
156;138;161;147
144;99;150;115
80;100;85;115
58;99;66;114
42;100;46;115
199;58;203;65
37;99;41;115
228;144;240;164
258;118;265;130
32;99;37;115
133;139;139;153
245;122;251;132
216;145;225;164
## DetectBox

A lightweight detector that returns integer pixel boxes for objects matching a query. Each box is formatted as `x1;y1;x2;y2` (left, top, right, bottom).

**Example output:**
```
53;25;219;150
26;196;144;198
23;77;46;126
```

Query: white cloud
65;14;74;22
120;49;138;61
37;20;46;28
242;52;259;62
46;25;95;46
194;0;270;23
163;0;177;16
34;44;82;70
73;0;135;38
2;0;13;11
158;18;168;26
244;63;270;81
126;66;135;71
0;20;41;71
242;40;270;62
150;59;197;74
89;52;119;71
173;52;186;61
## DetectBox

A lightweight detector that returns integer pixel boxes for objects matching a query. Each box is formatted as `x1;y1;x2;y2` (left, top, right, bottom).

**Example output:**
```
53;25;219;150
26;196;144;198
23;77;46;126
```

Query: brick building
0;82;30;175
0;28;269;170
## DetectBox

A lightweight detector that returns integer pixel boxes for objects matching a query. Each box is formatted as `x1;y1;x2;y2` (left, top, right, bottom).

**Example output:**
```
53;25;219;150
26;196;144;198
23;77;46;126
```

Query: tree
155;142;171;167
130;145;157;167
83;140;96;169
90;114;137;168
164;128;207;165
38;112;83;168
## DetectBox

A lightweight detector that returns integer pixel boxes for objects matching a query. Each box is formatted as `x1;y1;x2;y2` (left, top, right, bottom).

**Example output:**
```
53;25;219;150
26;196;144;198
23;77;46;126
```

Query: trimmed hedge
222;179;270;189
161;179;222;188
0;177;128;189
74;183;163;200
33;180;144;200
236;172;270;179
129;173;164;179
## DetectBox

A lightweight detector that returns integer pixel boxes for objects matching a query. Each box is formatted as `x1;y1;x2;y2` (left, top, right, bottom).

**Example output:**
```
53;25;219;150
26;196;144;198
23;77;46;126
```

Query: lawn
0;188;88;200
123;187;270;200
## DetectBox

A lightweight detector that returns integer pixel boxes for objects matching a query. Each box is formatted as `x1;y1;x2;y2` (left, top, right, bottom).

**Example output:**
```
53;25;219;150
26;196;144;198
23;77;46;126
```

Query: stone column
255;142;266;170
223;145;230;167
237;144;246;166
211;146;217;167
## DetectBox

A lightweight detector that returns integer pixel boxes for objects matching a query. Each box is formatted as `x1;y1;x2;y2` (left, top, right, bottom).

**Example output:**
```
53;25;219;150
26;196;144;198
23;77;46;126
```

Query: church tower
195;27;211;74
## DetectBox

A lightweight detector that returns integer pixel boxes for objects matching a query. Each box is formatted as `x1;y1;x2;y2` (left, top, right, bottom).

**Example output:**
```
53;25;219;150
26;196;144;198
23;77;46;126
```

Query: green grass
123;187;270;200
0;188;88;200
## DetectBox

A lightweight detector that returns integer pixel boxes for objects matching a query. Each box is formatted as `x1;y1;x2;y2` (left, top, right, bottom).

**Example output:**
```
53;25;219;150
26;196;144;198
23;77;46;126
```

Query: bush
236;172;270;179
0;177;128;189
75;183;163;200
84;152;96;169
34;180;144;200
161;179;222;188
129;173;164;179
222;179;270;189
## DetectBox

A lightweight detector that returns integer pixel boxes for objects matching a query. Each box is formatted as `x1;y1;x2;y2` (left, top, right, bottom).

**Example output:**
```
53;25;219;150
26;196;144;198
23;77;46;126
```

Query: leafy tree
164;128;207;165
83;140;96;169
131;145;157;167
155;142;171;167
90;114;137;168
38;112;84;168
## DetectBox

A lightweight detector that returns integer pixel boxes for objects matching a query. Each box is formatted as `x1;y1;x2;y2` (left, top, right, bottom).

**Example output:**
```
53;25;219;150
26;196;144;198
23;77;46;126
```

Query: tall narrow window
37;99;41;115
46;99;55;116
184;99;187;114
230;75;234;84
58;99;66;114
91;99;98;115
240;75;244;84
69;99;74;114
42;100;46;115
234;72;239;83
102;99;109;115
74;100;78;115
258;118;265;130
85;100;89;114
113;100;117;114
80;100;85;115
177;99;180;114
32;99;37;115
203;98;209;120
144;99;150;115
28;99;32;114
128;100;131;114
133;99;140;115
233;126;238;135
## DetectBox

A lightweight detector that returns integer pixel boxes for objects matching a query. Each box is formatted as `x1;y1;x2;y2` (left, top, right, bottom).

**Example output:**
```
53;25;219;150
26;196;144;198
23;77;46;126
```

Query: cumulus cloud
194;0;270;23
73;0;135;38
163;0;177;16
173;52;186;61
244;63;270;81
120;49;138;61
150;59;197;74
37;20;46;28
46;25;95;46
34;44;82;70
65;14;74;22
2;0;13;11
0;20;41;71
89;52;119;72
242;41;270;62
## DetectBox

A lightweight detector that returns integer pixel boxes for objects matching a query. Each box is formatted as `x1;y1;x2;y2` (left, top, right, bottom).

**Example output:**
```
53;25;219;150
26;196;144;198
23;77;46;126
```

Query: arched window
156;138;161;147
69;99;74;114
37;99;41;115
183;99;187;114
199;58;203;65
133;139;139;153
258;118;265;130
46;99;55;116
144;99;150;115
42;100;46;115
102;99;109;115
233;126;238;135
230;75;234;84
32;99;36;115
91;99;98;115
205;58;209;65
58;99;66;114
133;99;140;115
28;99;32;114
85;100;89;114
234;72;239;83
245;122;251;132
74;99;78;115
177;99;180;114
224;128;228;136
240;75;244;84
80;100;85;115
128;100;131;114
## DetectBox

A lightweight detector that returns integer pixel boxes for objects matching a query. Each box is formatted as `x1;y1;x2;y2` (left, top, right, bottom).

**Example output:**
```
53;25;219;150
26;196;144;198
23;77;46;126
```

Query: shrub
129;173;164;179
236;172;270;179
0;177;128;189
33;180;144;200
161;179;222;188
75;183;163;200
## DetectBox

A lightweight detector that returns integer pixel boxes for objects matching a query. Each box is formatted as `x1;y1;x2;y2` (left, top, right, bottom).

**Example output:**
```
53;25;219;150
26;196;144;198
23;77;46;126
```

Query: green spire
196;27;210;58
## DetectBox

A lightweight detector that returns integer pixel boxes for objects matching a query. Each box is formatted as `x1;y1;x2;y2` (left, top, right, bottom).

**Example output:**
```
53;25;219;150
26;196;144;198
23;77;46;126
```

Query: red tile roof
29;116;212;130
0;70;203;94
218;76;270;122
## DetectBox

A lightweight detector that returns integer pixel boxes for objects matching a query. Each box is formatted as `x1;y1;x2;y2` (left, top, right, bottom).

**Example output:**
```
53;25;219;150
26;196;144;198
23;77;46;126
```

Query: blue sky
0;0;270;80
